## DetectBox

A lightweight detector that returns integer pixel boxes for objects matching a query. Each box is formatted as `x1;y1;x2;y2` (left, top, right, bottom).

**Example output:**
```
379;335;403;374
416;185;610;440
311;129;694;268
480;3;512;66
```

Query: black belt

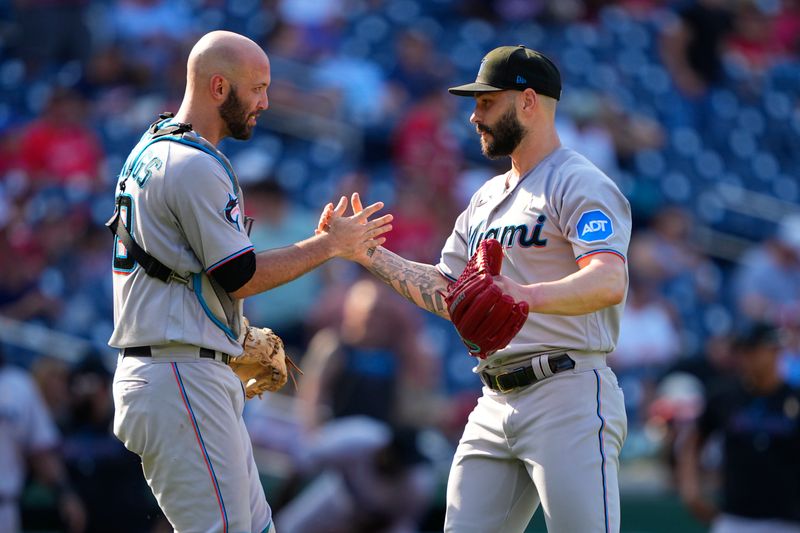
480;353;575;393
122;345;230;364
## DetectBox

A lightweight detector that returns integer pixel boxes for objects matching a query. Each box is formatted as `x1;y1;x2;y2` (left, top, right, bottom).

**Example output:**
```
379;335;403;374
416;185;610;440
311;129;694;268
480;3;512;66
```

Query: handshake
313;191;391;264
312;194;527;359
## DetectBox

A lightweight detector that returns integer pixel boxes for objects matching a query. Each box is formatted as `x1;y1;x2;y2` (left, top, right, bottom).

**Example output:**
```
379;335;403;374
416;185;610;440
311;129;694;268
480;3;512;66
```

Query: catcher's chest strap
122;345;231;364
106;113;196;285
480;353;575;393
106;205;190;284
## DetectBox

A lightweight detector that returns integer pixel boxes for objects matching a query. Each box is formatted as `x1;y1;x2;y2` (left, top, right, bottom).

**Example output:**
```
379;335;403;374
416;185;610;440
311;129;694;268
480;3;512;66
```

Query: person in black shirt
677;323;800;532
660;0;734;99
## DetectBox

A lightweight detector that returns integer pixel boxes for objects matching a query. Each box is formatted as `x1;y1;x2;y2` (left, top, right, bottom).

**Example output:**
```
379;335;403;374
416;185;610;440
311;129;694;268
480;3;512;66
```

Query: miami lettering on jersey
468;215;548;255
577;210;613;242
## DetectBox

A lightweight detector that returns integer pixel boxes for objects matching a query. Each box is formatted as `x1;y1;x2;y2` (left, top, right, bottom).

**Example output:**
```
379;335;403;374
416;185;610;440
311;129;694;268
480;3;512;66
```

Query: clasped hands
315;192;391;263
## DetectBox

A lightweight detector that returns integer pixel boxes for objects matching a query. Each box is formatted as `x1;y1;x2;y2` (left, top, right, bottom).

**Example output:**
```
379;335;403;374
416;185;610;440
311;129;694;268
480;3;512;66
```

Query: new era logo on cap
449;45;562;100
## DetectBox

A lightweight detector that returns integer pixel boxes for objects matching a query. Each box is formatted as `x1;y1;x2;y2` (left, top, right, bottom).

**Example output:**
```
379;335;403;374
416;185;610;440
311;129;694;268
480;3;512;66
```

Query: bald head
178;31;270;144
187;30;268;87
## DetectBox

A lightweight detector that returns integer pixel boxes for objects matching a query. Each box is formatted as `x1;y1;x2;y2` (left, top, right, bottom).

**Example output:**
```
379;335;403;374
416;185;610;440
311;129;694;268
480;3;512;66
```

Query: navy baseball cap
449;45;562;100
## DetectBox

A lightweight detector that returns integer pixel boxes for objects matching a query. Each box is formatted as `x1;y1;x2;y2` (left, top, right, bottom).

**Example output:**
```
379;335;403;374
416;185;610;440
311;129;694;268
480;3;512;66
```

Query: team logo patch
577;210;613;242
223;194;241;230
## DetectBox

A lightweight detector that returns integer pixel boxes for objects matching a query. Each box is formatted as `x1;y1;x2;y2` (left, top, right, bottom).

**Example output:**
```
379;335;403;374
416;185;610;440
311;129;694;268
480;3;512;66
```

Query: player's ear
210;74;229;101
520;88;537;113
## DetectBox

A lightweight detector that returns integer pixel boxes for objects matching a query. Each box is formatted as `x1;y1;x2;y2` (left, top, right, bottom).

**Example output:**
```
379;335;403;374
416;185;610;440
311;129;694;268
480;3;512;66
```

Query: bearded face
219;84;254;140
477;104;527;159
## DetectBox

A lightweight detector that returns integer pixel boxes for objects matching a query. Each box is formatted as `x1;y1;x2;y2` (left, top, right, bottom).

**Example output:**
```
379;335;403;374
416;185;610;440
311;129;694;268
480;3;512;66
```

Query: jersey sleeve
167;153;254;272
436;206;471;282
559;169;632;264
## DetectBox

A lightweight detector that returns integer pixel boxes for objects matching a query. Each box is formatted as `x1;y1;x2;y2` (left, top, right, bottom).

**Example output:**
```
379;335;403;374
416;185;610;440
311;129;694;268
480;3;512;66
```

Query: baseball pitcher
327;45;631;532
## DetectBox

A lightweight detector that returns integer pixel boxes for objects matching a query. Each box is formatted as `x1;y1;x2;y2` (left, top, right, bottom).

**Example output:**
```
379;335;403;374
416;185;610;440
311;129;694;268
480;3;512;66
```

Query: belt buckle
494;367;525;393
169;271;189;285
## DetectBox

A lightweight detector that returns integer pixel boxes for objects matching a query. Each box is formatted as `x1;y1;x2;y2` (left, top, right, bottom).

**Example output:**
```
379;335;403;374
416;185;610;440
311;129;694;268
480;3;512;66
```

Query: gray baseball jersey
439;145;631;532
109;122;252;355
110;118;273;532
437;146;632;370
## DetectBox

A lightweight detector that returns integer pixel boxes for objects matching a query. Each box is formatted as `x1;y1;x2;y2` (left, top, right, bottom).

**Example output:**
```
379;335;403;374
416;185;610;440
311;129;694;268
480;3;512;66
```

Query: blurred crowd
1;0;800;531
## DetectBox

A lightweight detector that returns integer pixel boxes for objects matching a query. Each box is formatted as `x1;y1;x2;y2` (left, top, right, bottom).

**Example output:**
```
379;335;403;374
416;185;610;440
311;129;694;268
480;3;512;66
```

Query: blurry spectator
297;277;440;432
610;273;683;423
244;179;323;354
54;224;114;339
775;0;800;55
109;0;195;78
83;43;154;121
259;22;341;120
0;234;61;324
629;205;722;346
392;87;462;197
30;355;72;429
386;30;450;105
0;347;86;533
84;43;152;95
676;323;800;531
612;273;683;369
278;0;344;57
0;123;24;179
62;354;164;533
666;332;739;393
389;87;463;264
630;206;713;287
16;87;104;192
382;184;445;264
557;89;619;175
557;89;665;175
12;0;91;79
313;46;391;127
725;0;786;73
276;417;436;533
733;213;800;327
601;98;666;170
660;0;734;99
646;370;705;478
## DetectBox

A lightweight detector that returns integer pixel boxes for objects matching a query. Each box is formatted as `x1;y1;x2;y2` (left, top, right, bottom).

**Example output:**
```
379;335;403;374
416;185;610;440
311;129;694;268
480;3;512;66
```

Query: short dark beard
219;85;253;140
478;107;527;159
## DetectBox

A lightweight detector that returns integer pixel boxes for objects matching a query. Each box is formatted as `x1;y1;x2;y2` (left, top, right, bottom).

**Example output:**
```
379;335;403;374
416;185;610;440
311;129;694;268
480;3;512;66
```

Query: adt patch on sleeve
577;210;613;242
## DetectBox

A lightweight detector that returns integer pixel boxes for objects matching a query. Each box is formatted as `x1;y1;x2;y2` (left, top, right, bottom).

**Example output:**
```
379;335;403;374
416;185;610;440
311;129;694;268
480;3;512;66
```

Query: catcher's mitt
229;319;301;399
444;239;529;359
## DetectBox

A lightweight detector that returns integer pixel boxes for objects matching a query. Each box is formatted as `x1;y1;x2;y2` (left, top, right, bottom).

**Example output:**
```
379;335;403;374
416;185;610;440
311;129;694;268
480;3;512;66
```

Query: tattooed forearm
365;248;450;320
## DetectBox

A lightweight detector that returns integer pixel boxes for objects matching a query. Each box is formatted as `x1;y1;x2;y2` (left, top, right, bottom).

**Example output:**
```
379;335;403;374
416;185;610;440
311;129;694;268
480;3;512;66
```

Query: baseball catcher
444;239;529;358
230;318;301;398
